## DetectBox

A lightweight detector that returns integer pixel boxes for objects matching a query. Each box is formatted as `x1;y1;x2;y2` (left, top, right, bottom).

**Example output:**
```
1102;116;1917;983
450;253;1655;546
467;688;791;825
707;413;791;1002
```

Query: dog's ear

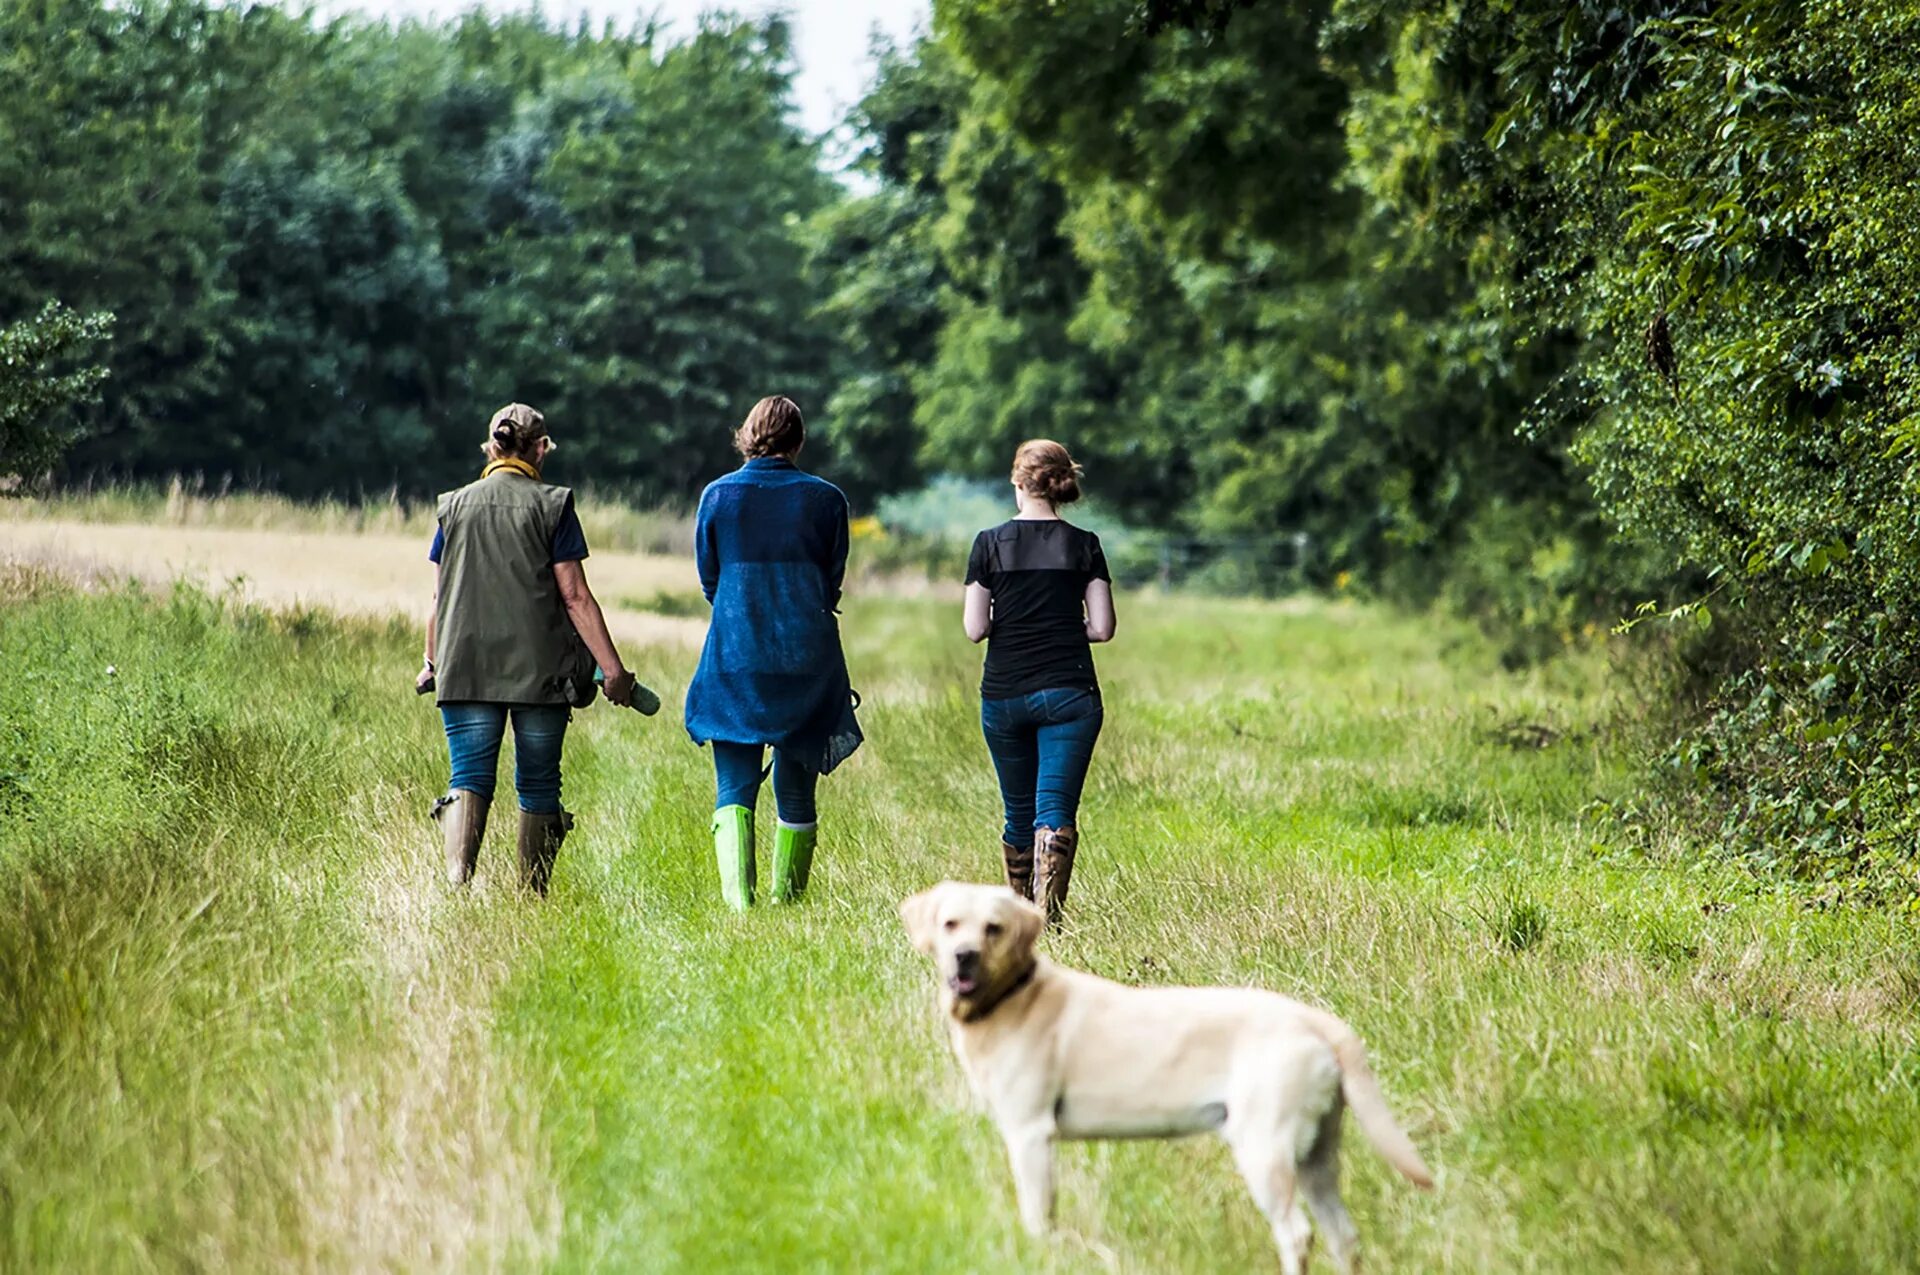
899;885;945;954
1008;894;1045;957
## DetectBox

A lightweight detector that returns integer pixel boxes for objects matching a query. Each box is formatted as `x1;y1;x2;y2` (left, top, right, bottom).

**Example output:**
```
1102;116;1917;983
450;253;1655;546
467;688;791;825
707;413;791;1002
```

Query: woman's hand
557;560;633;706
601;667;637;708
415;660;436;694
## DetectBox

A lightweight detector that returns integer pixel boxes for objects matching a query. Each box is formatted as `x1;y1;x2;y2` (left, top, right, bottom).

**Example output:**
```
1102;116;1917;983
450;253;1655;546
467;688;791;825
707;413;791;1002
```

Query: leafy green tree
1303;0;1920;874
0;0;253;472
806;40;962;504
925;0;1611;598
207;149;450;490
0;1;838;500
0;302;114;478
911;86;1122;495
501;18;839;500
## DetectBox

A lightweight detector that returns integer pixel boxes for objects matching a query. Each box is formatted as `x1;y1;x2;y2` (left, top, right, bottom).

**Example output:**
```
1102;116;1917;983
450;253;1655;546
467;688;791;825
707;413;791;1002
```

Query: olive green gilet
433;470;579;706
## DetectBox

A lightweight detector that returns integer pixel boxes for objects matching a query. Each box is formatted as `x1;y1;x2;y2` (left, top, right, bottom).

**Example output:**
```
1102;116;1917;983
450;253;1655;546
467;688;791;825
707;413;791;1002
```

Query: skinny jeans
441;703;569;814
712;740;819;826
980;687;1103;846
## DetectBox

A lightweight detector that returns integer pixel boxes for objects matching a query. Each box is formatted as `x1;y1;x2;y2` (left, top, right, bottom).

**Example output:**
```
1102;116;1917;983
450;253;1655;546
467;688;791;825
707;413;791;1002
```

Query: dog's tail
1304;1008;1434;1189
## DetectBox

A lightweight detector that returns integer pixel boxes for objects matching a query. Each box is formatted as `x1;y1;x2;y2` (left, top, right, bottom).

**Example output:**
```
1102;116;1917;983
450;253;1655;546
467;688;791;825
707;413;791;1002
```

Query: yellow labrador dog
901;882;1432;1273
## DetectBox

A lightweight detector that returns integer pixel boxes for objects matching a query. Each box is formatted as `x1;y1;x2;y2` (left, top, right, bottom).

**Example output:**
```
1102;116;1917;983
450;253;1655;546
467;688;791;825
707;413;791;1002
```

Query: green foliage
879;0;1920;886
486;19;840;500
0;0;831;499
0;0;241;465
835;2;1642;617
0;302;113;477
874;474;1010;542
12;0;1920;882
213;149;449;484
1475;887;1551;954
1341;0;1920;885
805;41;960;504
8;568;1920;1268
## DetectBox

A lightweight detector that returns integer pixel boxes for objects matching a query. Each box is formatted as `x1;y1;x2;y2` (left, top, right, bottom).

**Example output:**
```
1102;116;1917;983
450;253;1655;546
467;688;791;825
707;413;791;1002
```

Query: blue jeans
981;687;1104;846
712;740;819;825
441;703;569;813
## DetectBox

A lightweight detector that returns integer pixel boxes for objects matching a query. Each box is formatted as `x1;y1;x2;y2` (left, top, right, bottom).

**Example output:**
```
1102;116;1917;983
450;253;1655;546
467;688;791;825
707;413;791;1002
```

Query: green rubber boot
771;822;817;904
712;804;755;910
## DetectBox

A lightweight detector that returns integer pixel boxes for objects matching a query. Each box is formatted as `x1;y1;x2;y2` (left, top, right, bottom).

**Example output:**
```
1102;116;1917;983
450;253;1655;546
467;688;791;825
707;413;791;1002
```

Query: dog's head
900;882;1045;1019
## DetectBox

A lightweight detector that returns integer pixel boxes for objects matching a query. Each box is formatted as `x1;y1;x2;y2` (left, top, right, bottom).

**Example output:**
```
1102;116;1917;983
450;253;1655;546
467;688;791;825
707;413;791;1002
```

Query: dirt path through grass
2;535;1917;1271
0;517;706;648
294;787;565;1270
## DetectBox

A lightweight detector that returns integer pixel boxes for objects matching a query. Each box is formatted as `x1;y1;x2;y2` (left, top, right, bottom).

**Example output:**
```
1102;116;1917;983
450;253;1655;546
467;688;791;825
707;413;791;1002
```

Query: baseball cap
488;402;552;451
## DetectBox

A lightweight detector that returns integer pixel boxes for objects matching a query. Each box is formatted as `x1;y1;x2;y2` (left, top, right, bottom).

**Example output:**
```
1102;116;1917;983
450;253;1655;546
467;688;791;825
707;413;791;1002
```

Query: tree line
822;0;1917;889
1;0;834;501
5;0;1918;889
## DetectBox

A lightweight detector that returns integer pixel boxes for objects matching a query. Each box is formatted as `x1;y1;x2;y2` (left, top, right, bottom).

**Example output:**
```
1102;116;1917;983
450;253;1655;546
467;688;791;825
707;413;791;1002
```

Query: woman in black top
963;439;1116;923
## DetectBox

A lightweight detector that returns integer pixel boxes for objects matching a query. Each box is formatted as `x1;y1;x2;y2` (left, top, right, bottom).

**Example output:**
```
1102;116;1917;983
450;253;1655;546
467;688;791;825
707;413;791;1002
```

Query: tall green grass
1;565;1916;1271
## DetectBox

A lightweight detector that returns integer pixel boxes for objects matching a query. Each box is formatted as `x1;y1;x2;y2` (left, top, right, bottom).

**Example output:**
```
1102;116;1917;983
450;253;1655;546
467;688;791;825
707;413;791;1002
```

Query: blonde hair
1011;439;1083;504
735;396;805;459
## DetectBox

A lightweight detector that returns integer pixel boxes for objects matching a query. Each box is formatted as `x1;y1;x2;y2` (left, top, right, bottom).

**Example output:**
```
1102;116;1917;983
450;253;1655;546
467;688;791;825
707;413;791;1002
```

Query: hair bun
1012;438;1084;505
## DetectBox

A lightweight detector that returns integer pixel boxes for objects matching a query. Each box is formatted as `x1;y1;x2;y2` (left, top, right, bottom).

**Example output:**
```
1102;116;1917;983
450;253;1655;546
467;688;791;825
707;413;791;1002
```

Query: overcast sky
305;0;932;141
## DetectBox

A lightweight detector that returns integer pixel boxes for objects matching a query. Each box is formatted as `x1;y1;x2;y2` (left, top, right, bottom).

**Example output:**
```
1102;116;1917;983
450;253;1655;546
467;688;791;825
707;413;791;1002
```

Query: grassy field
2;543;1918;1272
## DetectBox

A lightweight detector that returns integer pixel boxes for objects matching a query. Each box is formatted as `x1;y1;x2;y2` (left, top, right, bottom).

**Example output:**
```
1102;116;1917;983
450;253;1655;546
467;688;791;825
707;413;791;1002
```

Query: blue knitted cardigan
683;457;862;774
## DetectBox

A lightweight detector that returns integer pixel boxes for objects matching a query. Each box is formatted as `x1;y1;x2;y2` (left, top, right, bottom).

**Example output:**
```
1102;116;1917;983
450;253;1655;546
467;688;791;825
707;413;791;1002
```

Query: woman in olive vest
418;403;636;895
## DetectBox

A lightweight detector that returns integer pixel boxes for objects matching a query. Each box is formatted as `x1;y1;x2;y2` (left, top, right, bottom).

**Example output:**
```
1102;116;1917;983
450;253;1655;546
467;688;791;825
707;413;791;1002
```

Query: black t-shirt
965;519;1111;699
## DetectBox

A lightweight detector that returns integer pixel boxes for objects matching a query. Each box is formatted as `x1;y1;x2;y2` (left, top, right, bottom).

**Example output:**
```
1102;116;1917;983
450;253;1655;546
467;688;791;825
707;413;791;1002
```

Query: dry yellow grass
0;517;706;649
282;786;567;1272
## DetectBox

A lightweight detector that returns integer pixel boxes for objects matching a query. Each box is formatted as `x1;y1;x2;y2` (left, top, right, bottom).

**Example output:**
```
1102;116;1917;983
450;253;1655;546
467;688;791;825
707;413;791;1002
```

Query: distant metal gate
1109;533;1314;594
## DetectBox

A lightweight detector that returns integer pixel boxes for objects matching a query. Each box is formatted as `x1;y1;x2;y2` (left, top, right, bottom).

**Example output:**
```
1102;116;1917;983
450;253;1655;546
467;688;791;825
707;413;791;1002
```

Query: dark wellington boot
433;789;490;886
1002;838;1034;901
1032;825;1078;925
517;808;573;898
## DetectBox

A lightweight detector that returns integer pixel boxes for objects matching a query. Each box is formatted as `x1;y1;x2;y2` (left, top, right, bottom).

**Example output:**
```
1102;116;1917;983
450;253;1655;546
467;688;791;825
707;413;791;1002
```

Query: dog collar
960;960;1038;1024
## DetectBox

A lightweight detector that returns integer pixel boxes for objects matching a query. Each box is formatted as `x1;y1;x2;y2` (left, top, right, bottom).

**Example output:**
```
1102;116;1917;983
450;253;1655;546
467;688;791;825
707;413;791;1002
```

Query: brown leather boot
1032;825;1077;925
1002;838;1034;900
517;809;573;898
433;789;490;886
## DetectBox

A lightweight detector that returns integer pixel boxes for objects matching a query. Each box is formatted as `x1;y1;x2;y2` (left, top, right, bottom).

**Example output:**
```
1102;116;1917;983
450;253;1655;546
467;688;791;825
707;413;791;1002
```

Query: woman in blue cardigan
684;396;862;909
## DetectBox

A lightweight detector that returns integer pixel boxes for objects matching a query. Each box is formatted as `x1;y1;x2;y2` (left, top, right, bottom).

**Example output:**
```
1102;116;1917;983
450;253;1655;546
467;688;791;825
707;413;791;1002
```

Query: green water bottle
595;667;662;716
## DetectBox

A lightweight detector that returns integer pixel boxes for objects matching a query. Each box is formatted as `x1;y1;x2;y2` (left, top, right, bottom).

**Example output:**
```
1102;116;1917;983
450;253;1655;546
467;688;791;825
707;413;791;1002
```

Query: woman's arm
963;582;993;643
555;560;635;706
418;563;440;691
1084;578;1116;643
